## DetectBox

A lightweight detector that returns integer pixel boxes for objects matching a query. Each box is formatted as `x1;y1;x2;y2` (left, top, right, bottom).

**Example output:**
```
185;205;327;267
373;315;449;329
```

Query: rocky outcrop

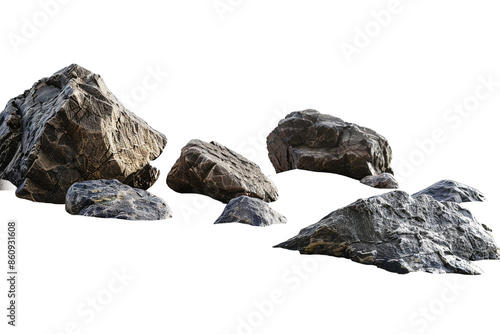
275;191;498;274
214;195;286;227
167;139;279;203
66;179;171;220
413;180;486;203
360;173;398;189
266;109;393;180
0;64;167;203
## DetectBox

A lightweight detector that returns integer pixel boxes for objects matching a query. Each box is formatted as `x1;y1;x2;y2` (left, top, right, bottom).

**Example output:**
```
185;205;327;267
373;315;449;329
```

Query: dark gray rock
275;191;499;274
360;173;399;189
66;179;171;220
266;109;393;180
413;180;486;203
0;64;167;203
167;139;279;203
214;195;286;227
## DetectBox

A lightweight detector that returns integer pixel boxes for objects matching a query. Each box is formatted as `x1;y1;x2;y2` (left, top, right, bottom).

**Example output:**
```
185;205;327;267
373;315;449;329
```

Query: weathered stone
167;139;279;203
413;180;486;203
214;195;286;227
0;64;167;203
275;191;499;274
360;173;398;189
267;109;393;180
66;179;171;220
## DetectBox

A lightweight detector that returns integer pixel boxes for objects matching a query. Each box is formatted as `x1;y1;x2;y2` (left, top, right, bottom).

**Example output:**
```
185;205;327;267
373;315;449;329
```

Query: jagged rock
0;64;167;203
66;179;171;220
266;109;393;180
214;195;286;227
167;139;279;203
360;173;398;189
413;180;486;203
275;191;499;274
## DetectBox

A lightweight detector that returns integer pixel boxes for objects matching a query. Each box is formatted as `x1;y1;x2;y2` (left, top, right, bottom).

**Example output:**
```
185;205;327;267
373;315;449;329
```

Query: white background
1;1;500;333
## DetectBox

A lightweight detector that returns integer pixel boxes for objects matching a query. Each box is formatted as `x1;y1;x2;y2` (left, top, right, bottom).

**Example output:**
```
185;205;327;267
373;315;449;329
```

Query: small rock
412;180;486;203
214;196;287;227
167;139;279;203
66;179;171;220
360;173;399;189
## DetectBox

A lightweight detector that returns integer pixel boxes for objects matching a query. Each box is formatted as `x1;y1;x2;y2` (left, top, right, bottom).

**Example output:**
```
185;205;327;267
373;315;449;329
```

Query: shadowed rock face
275;191;499;275
66;179;171;220
267;109;393;180
167;139;279;203
214;195;286;227
413;180;486;203
0;64;167;203
360;173;399;189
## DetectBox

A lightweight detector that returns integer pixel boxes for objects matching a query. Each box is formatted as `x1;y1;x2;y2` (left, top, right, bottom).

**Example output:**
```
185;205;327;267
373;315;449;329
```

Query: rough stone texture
0;64;167;203
214;195;286;227
275;191;499;275
167;139;279;203
360;173;399;189
413;180;486;203
267;109;393;180
66;179;171;220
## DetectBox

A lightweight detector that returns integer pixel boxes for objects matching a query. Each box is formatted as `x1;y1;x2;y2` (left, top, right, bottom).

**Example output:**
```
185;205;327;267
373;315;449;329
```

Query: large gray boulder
214;195;286;227
167;139;279;203
275;191;498;274
66;179;171;220
267;109;393;180
413;180;486;203
0;64;167;203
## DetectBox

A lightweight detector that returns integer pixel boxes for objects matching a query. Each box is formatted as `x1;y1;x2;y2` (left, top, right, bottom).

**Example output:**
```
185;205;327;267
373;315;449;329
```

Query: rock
266;109;393;180
167;139;279;203
274;191;499;274
0;64;167;203
214;195;286;227
360;173;398;189
413;180;486;203
66;179;171;220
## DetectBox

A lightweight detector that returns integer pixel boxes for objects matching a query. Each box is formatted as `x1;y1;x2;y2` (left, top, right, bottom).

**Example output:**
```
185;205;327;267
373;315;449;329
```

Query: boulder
413;180;486;203
167;139;279;203
267;109;393;180
275;191;498;274
0;64;167;203
360;173;398;189
214;195;286;227
66;179;171;220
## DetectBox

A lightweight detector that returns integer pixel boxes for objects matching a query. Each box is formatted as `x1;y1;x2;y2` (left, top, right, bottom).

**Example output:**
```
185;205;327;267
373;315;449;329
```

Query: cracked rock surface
167;139;279;203
413;180;486;203
0;64;167;203
267;109;393;180
214;195;286;227
360;173;399;189
66;179;171;220
275;191;499;274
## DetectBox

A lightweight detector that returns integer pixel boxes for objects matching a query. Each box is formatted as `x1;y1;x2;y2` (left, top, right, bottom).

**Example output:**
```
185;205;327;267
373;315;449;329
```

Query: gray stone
267;109;393;180
360;173;399;189
413;180;486;203
214;195;286;227
275;191;499;274
66;179;171;220
167;139;279;203
0;64;167;203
